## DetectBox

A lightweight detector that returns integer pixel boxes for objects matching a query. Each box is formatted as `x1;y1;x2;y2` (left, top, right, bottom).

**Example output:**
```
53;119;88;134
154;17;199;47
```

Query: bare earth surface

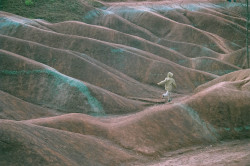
0;0;250;165
146;139;250;166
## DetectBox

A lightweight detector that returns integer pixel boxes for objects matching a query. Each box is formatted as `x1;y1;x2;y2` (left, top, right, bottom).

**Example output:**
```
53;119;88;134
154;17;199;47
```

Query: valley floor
142;139;250;166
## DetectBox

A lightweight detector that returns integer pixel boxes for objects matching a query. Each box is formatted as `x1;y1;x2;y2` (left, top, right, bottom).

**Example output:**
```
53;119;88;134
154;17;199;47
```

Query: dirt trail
127;92;190;104
143;139;250;166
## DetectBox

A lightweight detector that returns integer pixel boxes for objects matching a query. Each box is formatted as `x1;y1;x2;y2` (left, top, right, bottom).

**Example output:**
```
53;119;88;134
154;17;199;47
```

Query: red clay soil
146;139;250;166
0;0;250;165
26;69;250;156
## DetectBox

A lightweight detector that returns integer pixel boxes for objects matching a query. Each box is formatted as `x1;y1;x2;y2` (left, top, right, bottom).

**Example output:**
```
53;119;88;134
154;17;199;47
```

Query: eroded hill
0;0;249;165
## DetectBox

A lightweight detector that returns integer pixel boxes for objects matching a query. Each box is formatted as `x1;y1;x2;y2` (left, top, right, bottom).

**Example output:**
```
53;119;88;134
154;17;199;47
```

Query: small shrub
25;0;34;6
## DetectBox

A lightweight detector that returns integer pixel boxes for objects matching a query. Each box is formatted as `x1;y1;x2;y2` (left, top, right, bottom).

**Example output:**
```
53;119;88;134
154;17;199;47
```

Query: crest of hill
0;13;219;94
0;49;147;116
0;90;61;120
0;120;137;166
195;69;250;92
26;69;250;157
222;47;249;68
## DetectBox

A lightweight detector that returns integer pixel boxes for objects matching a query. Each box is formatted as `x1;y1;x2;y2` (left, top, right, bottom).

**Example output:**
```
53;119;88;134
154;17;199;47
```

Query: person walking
157;72;177;102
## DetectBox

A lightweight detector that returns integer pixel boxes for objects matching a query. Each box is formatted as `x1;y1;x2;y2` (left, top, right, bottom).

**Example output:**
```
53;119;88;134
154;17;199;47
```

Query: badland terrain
0;0;250;165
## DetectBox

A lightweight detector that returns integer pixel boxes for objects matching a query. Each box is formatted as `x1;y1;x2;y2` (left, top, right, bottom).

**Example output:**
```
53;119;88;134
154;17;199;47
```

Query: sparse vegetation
25;0;34;6
86;0;104;8
0;0;104;22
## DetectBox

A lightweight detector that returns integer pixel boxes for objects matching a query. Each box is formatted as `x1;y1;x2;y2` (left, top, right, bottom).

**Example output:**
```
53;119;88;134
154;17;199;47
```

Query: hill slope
0;0;249;165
